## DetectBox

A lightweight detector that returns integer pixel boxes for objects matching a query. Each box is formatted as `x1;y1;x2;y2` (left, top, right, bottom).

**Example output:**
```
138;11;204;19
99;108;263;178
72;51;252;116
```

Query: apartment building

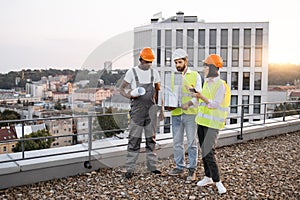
134;11;269;126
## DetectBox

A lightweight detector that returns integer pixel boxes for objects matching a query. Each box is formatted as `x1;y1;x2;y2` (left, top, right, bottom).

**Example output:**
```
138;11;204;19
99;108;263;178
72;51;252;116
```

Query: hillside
268;64;300;85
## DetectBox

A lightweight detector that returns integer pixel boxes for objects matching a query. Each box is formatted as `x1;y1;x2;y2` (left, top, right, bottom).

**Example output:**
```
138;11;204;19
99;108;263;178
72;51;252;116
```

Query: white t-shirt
124;66;161;89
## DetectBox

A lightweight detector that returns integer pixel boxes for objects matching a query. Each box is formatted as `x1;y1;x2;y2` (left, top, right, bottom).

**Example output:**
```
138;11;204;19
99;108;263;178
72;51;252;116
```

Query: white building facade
134;12;269;126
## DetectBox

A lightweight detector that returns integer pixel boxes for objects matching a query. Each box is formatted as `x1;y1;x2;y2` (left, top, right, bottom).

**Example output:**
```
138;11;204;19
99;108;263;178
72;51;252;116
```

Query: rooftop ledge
0;116;300;189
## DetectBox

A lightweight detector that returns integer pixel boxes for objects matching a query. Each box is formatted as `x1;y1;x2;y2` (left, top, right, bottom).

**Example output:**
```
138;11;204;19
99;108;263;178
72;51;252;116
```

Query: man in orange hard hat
120;47;162;178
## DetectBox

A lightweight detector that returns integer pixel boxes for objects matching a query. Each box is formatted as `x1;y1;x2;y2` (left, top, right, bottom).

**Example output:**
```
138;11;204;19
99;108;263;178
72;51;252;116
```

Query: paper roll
130;87;146;97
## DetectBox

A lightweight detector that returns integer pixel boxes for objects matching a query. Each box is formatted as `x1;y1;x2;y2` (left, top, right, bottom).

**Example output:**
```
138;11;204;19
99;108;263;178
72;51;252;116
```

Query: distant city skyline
0;0;299;73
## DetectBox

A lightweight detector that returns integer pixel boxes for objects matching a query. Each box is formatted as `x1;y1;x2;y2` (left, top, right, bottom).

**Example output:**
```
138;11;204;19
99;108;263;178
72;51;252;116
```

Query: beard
176;65;186;72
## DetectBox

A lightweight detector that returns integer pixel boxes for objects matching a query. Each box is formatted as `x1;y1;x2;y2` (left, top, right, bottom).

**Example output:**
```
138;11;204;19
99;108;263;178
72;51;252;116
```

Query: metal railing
0;100;299;165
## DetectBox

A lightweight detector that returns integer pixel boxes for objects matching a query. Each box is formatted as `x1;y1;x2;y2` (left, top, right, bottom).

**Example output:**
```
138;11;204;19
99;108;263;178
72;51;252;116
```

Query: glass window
157;30;161;47
164;117;171;133
242;95;249;114
243;72;250;90
209;48;216;54
244;29;251;46
230;118;237;124
254;96;261;114
243;48;251;67
232;29;239;46
255;48;262;67
176;29;183;48
187;29;194;47
255;28;263;46
198;48;205;67
165;48;172;66
220;72;227;82
221;48;228;67
231;72;238;90
230;95;238;113
254;72;262;90
221;29;228;46
3;146;7;152
232;48;239;67
187;48;194;68
198;29;205;47
209;29;216;47
165;30;172;47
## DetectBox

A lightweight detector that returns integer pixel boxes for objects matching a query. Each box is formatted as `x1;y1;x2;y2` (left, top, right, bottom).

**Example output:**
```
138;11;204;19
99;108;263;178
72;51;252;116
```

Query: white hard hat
172;49;188;61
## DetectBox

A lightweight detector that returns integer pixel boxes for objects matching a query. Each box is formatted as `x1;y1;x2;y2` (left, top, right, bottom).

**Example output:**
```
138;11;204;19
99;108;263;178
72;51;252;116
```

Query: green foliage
0;110;20;126
273;103;298;118
12;129;54;152
54;99;62;110
93;107;128;139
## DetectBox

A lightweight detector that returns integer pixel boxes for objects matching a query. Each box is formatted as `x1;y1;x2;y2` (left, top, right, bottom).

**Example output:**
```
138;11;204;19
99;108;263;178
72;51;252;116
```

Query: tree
93;107;128;139
12;129;54;152
54;99;62;110
0;110;20;126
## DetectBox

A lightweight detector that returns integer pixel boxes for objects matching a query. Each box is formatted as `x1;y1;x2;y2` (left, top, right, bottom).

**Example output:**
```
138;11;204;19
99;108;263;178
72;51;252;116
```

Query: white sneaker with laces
196;176;213;186
216;181;227;194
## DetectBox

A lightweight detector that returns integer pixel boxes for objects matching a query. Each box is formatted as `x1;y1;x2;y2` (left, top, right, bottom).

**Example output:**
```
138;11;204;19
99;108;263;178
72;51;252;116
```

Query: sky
0;0;299;73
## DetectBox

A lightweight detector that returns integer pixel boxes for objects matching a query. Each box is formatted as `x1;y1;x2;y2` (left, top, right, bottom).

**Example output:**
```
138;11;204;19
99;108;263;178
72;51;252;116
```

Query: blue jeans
171;114;198;170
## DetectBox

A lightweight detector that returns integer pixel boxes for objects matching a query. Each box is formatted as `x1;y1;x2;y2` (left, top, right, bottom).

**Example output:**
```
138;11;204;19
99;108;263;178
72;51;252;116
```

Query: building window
157;30;161;67
220;72;227;83
165;48;172;67
243;48;251;67
3;146;7;152
254;96;261;114
187;48;194;68
221;29;228;67
231;72;239;90
187;29;194;47
244;29;251;46
242;95;249;114
254;72;262;90
231;95;238;113
187;29;194;67
198;29;205;67
255;47;262;67
165;30;172;47
243;72;250;90
230;118;237;124
164;117;171;133
255;28;263;67
232;29;239;67
209;29;216;54
176;29;183;48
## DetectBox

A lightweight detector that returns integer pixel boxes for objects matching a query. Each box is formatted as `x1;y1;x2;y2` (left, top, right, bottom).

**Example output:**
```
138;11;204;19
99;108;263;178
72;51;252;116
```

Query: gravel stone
1;131;299;199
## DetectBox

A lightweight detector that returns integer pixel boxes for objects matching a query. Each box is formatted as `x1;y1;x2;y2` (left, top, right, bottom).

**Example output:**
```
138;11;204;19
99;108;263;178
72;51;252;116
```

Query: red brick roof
0;127;18;141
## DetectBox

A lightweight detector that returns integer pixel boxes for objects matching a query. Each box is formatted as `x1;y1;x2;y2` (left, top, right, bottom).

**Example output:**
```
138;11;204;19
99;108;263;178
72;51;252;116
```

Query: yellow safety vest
171;71;198;116
195;79;231;129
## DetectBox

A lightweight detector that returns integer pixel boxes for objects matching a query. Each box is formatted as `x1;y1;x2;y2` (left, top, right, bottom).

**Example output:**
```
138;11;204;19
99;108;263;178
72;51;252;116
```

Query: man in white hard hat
168;48;202;182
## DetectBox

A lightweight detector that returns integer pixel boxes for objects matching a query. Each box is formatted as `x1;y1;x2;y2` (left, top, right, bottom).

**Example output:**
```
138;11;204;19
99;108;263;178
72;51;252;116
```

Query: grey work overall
126;68;158;172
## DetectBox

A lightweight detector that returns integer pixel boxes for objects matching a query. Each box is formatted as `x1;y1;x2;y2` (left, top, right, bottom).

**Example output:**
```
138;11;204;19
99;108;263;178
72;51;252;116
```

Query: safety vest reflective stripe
196;112;225;123
198;102;229;112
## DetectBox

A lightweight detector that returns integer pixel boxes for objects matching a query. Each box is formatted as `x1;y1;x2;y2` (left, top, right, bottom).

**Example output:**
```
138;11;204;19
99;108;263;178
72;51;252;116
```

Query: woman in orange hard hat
191;54;231;194
119;47;162;178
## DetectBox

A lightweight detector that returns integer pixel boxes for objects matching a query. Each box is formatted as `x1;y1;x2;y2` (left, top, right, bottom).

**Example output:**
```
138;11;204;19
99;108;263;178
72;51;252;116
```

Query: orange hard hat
139;47;155;62
204;54;223;68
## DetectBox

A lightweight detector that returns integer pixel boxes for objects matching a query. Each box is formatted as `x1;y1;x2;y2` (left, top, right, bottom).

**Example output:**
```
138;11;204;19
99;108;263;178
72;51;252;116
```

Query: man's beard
176;65;186;72
139;63;151;70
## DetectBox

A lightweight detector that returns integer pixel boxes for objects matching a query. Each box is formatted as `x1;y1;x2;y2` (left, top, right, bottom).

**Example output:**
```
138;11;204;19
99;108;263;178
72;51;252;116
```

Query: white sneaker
216;181;227;194
196;176;213;186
